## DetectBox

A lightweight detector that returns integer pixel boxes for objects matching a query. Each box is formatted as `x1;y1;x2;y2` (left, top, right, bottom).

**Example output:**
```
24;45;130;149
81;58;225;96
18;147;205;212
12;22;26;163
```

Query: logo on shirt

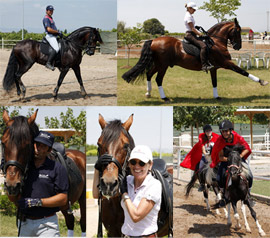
39;174;49;179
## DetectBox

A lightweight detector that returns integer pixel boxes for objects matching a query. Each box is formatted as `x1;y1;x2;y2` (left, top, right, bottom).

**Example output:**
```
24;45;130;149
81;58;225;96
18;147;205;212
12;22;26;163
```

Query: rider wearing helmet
184;2;214;72
210;120;253;206
43;5;62;71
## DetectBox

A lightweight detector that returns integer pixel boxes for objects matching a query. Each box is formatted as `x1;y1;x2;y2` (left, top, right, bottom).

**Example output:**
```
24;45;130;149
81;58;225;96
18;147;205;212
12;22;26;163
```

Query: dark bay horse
97;114;173;237
212;145;265;236
1;109;86;236
185;156;228;217
3;27;103;101
122;19;268;101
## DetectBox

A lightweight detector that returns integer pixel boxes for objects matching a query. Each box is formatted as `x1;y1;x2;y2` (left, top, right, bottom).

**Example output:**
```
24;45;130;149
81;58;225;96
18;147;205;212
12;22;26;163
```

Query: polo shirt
21;157;69;217
43;15;57;33
121;173;162;236
184;11;195;32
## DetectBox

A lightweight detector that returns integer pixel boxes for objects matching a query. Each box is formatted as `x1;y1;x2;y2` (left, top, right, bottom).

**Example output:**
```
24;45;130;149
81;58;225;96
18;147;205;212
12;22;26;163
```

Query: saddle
51;142;83;203
152;158;173;236
182;36;214;60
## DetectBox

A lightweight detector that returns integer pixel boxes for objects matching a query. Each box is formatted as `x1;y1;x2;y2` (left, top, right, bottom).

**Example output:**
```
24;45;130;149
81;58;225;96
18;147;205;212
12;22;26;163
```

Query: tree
118;25;142;66
45;108;86;150
200;0;241;23
117;21;126;36
143;18;165;35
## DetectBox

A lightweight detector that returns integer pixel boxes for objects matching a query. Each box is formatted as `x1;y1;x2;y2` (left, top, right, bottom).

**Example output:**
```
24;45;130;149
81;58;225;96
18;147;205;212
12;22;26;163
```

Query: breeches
45;34;60;53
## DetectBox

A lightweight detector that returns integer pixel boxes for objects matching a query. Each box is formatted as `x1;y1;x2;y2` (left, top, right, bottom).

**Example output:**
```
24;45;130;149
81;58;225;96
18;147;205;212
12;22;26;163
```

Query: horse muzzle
4;180;21;196
100;177;119;198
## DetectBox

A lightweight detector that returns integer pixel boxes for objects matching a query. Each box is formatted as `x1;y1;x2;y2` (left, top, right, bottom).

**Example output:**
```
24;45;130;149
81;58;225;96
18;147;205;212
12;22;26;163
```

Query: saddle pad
182;39;201;60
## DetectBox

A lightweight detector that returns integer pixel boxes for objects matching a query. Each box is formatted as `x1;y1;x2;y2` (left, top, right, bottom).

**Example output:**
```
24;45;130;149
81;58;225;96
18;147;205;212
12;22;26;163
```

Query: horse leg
227;203;232;226
223;60;269;86
155;66;169;101
145;65;158;98
210;69;221;100
241;201;251;233
203;187;210;211
72;65;88;98
61;209;75;237
246;200;266;236
53;68;69;99
78;186;86;236
232;201;241;229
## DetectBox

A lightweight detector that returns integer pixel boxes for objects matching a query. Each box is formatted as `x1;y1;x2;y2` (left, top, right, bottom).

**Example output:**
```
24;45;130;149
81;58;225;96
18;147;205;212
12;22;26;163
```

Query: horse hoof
162;97;171;102
259;80;269;86
259;231;266;237
83;94;89;99
53;97;60;102
215;97;222;100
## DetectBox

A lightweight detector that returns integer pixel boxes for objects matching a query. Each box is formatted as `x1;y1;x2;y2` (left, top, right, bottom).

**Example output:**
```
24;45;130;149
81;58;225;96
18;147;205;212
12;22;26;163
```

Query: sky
87;106;173;153
0;0;117;33
118;0;270;33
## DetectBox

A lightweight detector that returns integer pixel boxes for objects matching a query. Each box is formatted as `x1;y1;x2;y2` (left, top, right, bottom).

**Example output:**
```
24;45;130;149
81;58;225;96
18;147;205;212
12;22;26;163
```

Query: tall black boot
45;49;57;71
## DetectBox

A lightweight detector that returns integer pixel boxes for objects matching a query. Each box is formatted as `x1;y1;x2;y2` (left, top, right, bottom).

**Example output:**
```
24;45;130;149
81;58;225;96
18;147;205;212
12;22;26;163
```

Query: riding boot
201;47;214;73
45;49;57;71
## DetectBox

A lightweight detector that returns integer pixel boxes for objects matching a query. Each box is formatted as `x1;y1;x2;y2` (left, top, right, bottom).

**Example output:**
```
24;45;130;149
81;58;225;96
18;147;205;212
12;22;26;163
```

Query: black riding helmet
203;124;212;132
219;120;234;131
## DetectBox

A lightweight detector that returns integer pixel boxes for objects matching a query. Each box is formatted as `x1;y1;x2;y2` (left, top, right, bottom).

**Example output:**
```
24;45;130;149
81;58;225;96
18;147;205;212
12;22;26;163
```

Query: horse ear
28;109;38;125
2;110;10;124
98;114;107;129
122;114;133;131
234;18;239;27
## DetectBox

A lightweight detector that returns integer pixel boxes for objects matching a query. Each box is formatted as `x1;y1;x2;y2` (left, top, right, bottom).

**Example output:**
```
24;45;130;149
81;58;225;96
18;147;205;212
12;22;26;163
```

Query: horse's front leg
232;201;241;229
241;201;251;233
227;203;232;226
61;209;75;237
224;60;269;86
72;65;88;98
203;187;210;211
53;68;69;99
210;68;221;100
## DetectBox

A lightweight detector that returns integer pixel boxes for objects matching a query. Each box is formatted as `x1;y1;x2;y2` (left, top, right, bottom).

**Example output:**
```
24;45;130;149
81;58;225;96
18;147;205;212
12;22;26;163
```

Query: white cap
187;2;198;10
129;145;153;163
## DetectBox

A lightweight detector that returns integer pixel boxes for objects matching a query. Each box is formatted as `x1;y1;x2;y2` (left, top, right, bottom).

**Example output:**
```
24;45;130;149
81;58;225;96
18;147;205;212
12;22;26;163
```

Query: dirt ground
0;49;117;106
174;177;270;238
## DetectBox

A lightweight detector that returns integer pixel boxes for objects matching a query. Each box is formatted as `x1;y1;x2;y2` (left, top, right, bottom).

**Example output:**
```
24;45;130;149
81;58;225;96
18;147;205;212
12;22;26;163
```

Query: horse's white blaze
241;202;251;233
248;73;260;82
158;86;166;98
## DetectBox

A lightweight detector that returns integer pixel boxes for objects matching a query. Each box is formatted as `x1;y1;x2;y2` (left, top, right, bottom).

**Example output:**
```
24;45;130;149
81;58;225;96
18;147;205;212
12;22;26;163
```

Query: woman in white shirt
121;145;162;238
184;2;213;72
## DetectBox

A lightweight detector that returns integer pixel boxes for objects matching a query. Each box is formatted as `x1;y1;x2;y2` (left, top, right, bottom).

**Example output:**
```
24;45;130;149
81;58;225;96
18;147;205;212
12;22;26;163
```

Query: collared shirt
21;157;69;217
43;15;57;33
121;173;162;236
184;11;195;32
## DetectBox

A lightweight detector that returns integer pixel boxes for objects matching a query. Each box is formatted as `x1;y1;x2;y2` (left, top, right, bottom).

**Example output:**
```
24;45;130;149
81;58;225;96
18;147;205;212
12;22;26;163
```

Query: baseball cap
187;2;198;10
34;131;55;148
129;145;153;163
46;5;54;11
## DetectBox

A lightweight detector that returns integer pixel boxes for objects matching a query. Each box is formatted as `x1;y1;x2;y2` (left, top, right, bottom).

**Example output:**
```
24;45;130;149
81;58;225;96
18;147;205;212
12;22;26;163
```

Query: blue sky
87;107;173;153
0;0;117;33
118;0;270;33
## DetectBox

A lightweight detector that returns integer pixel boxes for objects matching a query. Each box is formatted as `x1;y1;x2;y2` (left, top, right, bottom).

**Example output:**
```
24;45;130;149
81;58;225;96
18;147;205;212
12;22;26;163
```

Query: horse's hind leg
246;200;266;236
241;201;251;233
232;202;241;229
145;65;158;98
155;66;169;101
78;186;86;236
210;69;221;100
72;65;88;98
61;209;75;237
53;68;69;99
203;188;210;211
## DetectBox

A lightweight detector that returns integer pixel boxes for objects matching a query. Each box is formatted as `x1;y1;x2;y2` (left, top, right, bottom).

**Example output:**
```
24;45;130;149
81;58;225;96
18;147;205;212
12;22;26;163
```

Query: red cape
210;131;252;168
180;132;219;170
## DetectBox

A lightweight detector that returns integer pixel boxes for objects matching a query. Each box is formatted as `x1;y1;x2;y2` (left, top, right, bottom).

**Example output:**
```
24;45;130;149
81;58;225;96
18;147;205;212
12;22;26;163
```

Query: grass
251;180;270;197
0;213;82;237
118;58;270;106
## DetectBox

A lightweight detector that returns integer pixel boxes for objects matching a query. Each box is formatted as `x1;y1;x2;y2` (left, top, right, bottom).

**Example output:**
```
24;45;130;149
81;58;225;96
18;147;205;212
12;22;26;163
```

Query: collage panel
173;106;270;237
86;106;173;237
0;0;117;106
117;0;270;106
0;106;86;237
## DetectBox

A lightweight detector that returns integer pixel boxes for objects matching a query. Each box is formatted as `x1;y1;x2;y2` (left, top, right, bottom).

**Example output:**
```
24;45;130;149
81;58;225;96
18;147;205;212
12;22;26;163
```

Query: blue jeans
217;161;228;188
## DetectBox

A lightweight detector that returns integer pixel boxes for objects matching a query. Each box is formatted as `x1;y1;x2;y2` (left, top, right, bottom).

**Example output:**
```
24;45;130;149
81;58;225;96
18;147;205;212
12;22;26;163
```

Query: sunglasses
129;159;146;167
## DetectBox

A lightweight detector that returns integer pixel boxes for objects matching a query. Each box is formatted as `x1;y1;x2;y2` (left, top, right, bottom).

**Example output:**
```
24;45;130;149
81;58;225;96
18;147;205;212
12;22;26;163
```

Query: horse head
1;110;39;196
227;144;245;179
228;18;242;50
97;114;135;199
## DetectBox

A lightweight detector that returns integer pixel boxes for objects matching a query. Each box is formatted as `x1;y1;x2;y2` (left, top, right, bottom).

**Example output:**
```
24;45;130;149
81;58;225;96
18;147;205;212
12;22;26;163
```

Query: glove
58;31;63;38
18;198;42;209
119;175;128;194
94;154;113;171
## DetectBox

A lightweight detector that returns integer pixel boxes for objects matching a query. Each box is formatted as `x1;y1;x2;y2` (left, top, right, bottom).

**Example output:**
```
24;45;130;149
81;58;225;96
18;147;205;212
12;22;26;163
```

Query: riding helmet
46;5;54;11
203;124;212;132
219;120;234;131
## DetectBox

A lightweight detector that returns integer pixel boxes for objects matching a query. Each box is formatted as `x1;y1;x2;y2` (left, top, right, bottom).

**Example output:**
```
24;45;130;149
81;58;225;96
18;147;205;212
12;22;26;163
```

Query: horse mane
207;21;234;36
8;116;39;147
67;26;96;40
101;119;135;149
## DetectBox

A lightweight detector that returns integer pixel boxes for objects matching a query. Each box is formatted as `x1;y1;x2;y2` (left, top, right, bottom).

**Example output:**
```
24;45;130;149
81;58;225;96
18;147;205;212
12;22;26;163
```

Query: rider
210;120;253;206
180;124;219;191
43;5;63;71
184;2;214;72
17;131;69;237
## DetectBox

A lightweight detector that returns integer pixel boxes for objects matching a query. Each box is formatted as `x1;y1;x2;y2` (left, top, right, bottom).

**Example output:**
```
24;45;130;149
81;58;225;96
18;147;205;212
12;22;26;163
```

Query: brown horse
97;114;172;237
1;109;86;236
122;18;269;101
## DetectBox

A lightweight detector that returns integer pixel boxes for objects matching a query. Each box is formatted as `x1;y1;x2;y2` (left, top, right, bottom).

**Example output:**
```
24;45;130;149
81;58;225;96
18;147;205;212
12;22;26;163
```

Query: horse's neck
209;23;232;46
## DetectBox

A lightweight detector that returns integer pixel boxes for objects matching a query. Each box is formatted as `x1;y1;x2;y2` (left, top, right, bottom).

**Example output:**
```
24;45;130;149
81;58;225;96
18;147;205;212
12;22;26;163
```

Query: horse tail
122;40;153;83
3;48;18;91
185;171;198;197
